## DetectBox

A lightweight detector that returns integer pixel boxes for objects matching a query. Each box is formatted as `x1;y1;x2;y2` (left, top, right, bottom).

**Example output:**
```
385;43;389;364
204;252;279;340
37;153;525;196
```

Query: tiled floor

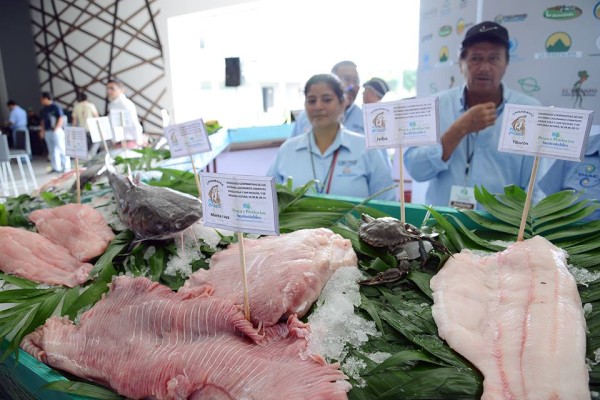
0;155;57;199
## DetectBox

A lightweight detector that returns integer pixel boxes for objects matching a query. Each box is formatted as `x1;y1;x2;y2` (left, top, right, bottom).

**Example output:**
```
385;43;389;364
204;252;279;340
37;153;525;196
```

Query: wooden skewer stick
96;120;110;154
398;147;406;223
237;231;251;321
190;155;202;198
75;158;81;204
517;155;540;241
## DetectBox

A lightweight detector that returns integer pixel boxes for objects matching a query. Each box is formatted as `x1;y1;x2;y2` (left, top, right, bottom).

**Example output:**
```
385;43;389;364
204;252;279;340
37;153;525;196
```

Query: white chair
0;135;18;197
0;135;38;197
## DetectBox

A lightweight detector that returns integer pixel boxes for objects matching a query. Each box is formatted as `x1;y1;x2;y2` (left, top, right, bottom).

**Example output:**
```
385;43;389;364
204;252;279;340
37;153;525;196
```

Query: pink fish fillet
180;228;358;326
21;276;350;400
0;227;93;287
430;235;589;400
29;203;115;262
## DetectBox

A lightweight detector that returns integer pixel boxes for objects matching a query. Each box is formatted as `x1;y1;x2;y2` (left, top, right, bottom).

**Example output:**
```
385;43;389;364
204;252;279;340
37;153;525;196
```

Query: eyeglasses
339;75;360;86
465;54;504;66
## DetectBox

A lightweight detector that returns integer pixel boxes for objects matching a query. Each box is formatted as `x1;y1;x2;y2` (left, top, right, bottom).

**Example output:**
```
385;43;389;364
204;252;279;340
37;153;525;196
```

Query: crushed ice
306;266;380;366
567;264;600;286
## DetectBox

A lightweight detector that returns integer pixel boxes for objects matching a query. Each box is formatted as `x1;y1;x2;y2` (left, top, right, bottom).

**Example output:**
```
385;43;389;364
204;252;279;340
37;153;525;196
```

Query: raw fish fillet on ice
180;228;357;326
431;235;589;400
21;276;350;400
0;227;93;287
29;203;115;261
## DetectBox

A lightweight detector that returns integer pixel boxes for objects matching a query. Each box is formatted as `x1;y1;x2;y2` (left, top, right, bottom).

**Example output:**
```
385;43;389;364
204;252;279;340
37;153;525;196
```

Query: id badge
449;185;477;210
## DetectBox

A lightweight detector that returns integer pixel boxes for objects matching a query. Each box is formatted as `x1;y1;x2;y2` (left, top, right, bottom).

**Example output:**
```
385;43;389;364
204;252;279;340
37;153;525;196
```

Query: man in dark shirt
40;92;69;173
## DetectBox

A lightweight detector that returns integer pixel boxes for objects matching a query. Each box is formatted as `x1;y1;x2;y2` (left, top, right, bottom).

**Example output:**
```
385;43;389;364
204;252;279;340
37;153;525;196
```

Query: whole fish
106;159;203;241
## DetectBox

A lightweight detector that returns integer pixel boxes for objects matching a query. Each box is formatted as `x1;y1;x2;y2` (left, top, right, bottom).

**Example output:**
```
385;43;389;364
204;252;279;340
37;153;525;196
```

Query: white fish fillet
431;236;589;400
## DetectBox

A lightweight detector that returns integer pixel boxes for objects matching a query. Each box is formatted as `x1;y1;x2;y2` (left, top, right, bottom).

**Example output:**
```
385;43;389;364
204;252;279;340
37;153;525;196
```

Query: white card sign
200;172;279;236
498;104;594;162
109;110;137;140
363;96;440;149
87;116;112;143
164;119;212;158
64;127;88;159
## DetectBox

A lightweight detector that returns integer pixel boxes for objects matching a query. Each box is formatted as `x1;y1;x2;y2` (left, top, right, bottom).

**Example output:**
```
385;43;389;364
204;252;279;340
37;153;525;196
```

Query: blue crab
357;214;450;285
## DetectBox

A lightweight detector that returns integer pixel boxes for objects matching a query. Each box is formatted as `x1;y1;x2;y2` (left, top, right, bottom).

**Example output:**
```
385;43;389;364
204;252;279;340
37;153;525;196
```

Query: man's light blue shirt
267;128;395;200
404;84;542;208
538;133;600;221
291;103;364;136
9;105;27;132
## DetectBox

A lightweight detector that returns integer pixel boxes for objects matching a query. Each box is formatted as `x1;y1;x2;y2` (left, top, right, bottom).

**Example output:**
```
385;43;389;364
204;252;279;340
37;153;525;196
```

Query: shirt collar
294;127;349;156
460;83;507;116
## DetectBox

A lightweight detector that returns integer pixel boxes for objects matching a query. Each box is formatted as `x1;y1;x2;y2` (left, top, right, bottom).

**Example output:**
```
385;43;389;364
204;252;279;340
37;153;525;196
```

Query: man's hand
441;102;497;161
460;102;497;133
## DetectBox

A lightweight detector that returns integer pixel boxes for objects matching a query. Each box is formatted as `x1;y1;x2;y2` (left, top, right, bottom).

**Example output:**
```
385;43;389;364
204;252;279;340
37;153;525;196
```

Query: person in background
71;92;99;130
5;100;28;150
72;92;100;156
40;92;69;173
268;73;395;200
291;61;364;136
362;77;390;104
538;133;600;221
106;78;144;147
404;21;542;209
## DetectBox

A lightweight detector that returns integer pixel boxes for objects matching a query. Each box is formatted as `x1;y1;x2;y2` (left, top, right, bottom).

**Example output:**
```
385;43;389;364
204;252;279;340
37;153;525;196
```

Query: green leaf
365;349;440;374
43;380;124;399
427;207;464;252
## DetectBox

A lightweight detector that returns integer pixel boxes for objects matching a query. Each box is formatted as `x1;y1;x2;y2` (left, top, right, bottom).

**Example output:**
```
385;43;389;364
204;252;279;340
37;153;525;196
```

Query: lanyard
465;132;478;180
308;136;340;194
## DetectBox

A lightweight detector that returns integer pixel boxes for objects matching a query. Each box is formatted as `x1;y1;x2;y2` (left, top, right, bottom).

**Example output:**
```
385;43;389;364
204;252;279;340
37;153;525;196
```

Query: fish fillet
21;276;350;400
29;203;115;261
180;228;357;326
0;226;92;287
430;235;589;400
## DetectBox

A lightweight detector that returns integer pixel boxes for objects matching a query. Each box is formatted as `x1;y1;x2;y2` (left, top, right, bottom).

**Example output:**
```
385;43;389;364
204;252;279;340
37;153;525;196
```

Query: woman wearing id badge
404;21;542;209
267;73;394;200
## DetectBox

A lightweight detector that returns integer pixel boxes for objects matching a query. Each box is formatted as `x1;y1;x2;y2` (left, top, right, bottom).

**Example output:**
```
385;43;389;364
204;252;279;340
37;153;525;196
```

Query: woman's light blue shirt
267;128;395;200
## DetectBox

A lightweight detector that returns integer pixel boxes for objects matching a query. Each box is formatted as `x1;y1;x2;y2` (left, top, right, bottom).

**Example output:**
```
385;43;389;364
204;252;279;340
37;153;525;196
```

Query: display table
0;198;469;399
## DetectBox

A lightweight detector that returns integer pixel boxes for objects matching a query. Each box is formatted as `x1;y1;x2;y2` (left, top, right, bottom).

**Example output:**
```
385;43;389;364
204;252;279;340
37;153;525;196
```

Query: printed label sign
164;119;212;158
64;127;88;159
87;116;112;143
498;104;594;161
363;96;440;148
109;110;137;140
200;172;279;236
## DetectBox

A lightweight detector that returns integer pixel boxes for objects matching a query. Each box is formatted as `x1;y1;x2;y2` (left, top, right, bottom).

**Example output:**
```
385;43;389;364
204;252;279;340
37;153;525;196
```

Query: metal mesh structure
29;0;166;133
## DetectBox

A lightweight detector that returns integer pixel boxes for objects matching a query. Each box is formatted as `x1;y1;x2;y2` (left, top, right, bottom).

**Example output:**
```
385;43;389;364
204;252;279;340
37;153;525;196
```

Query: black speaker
225;57;241;87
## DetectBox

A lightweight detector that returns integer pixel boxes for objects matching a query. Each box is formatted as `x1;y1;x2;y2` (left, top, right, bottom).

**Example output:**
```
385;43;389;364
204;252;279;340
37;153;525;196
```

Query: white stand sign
87;116;112;143
363;97;440;149
200;172;279;236
164;118;212;158
64;127;88;160
498;104;594;162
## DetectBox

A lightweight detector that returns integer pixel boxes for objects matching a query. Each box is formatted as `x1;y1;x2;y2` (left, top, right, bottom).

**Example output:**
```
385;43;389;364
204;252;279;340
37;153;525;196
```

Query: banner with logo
199;172;279;236
363;97;440;148
418;1;600;127
498;104;594;161
164;118;212;158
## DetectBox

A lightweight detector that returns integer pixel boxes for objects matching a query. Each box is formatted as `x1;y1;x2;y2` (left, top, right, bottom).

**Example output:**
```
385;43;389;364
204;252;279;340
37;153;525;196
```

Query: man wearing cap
363;78;390;104
404;21;542;209
291;61;364;136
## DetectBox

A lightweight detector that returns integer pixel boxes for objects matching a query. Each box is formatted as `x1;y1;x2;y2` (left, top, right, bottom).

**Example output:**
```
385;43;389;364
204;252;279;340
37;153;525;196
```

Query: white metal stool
0;135;18;197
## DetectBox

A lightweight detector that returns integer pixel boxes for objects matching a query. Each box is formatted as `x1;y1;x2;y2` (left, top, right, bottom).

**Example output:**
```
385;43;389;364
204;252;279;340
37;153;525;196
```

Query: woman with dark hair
267;74;394;200
71;92;99;130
